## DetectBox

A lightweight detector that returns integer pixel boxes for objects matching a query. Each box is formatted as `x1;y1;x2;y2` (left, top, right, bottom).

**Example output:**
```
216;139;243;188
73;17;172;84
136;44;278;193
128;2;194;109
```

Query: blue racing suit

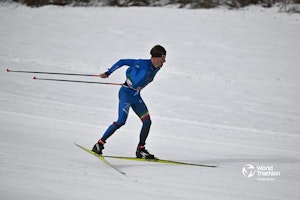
100;59;161;146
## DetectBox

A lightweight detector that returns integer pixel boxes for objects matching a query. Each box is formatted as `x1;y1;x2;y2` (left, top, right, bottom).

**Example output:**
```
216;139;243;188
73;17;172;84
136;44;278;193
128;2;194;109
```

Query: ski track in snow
1;4;300;200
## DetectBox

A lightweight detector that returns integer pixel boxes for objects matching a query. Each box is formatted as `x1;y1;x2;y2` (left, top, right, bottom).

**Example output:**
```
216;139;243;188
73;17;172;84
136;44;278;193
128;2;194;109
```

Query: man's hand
100;72;109;78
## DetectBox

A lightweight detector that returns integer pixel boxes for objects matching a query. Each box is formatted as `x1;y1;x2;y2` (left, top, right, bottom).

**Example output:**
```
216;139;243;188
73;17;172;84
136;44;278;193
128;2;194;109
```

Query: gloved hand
100;72;109;78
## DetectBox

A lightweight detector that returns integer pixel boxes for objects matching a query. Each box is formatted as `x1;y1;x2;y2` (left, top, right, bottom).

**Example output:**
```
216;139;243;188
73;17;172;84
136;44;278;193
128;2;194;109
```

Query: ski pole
6;68;101;77
33;76;123;86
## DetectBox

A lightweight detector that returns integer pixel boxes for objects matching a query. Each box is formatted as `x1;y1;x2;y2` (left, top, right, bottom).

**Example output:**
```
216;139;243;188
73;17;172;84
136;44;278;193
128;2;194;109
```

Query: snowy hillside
1;5;300;200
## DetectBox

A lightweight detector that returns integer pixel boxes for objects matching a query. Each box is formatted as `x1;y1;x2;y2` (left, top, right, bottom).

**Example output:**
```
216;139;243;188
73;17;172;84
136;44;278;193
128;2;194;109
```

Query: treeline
4;0;300;9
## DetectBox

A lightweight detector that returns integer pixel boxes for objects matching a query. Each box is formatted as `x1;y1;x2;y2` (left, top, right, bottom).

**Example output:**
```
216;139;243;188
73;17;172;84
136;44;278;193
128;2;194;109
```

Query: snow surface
1;4;300;200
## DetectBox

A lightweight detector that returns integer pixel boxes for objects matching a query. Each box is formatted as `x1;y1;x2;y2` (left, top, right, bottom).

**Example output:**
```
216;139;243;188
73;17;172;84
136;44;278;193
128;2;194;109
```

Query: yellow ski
104;156;217;167
74;143;126;175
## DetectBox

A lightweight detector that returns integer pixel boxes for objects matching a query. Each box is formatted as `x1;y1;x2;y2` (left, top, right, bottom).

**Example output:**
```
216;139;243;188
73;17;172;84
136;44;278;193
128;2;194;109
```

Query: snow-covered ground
1;4;300;200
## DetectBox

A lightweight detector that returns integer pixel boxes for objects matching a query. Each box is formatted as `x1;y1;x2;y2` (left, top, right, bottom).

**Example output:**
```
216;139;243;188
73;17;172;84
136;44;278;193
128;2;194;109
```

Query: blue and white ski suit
101;59;161;146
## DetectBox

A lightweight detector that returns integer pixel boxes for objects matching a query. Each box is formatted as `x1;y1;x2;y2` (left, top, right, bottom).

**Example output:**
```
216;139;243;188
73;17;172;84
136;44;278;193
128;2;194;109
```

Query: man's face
152;56;166;68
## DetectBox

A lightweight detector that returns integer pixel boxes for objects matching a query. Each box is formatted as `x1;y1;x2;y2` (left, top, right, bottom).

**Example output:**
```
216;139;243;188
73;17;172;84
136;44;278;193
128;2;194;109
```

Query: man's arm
100;59;137;78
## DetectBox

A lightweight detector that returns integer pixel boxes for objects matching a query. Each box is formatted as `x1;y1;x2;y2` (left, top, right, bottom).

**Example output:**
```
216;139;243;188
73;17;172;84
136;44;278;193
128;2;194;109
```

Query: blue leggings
100;86;151;146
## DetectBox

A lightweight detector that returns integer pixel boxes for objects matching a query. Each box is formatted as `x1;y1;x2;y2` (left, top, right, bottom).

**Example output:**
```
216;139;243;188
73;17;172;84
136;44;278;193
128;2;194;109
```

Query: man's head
150;45;166;68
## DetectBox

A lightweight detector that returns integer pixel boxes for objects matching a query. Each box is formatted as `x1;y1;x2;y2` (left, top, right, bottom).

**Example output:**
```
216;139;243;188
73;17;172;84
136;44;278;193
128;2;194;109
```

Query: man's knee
142;118;152;127
113;120;125;129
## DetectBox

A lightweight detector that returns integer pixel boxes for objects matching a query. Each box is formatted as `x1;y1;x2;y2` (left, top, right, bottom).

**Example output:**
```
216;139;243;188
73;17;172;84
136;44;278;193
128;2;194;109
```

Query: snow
1;4;300;200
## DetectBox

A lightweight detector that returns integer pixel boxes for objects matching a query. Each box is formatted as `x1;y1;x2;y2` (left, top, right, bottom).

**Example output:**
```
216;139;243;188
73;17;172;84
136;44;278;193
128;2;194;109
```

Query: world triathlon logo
242;163;280;181
242;164;256;177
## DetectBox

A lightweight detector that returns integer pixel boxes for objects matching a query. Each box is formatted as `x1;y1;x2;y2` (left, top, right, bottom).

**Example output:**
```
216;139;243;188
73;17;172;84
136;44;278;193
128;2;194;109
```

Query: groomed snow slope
0;5;300;200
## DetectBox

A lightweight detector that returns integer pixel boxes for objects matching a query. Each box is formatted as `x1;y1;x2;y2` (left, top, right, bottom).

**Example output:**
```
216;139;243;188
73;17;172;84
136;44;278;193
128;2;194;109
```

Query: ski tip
6;68;11;72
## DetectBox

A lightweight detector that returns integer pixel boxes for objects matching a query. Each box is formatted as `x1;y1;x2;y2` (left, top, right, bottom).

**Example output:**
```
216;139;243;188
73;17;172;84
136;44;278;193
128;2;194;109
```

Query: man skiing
92;45;167;159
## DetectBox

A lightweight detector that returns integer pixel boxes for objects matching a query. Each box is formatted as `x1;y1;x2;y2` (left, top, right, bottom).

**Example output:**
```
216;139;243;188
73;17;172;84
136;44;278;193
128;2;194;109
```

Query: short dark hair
150;45;166;57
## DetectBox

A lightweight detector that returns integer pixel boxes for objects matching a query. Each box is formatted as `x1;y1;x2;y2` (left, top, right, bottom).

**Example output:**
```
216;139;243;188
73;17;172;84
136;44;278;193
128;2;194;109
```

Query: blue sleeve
106;59;137;76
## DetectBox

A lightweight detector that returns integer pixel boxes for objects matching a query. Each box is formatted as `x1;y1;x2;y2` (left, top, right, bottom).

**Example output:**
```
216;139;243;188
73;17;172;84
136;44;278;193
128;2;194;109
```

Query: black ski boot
92;140;105;155
136;145;155;159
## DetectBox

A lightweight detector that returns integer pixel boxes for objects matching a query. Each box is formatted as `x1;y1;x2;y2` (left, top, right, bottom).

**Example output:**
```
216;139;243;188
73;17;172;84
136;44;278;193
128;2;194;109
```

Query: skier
92;45;167;159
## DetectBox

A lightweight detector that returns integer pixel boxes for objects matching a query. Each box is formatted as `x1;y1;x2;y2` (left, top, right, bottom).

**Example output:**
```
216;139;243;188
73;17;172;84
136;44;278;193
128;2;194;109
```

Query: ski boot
92;140;105;155
136;145;155;159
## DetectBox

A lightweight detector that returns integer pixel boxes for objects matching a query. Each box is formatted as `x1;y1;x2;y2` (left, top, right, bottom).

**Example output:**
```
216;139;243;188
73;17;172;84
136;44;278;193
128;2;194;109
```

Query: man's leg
132;100;152;147
93;101;130;155
132;100;155;159
101;101;130;142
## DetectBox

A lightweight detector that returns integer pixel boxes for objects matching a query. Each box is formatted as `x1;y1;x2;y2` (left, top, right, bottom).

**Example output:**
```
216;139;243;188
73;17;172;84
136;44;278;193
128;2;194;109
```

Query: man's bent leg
101;101;130;142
